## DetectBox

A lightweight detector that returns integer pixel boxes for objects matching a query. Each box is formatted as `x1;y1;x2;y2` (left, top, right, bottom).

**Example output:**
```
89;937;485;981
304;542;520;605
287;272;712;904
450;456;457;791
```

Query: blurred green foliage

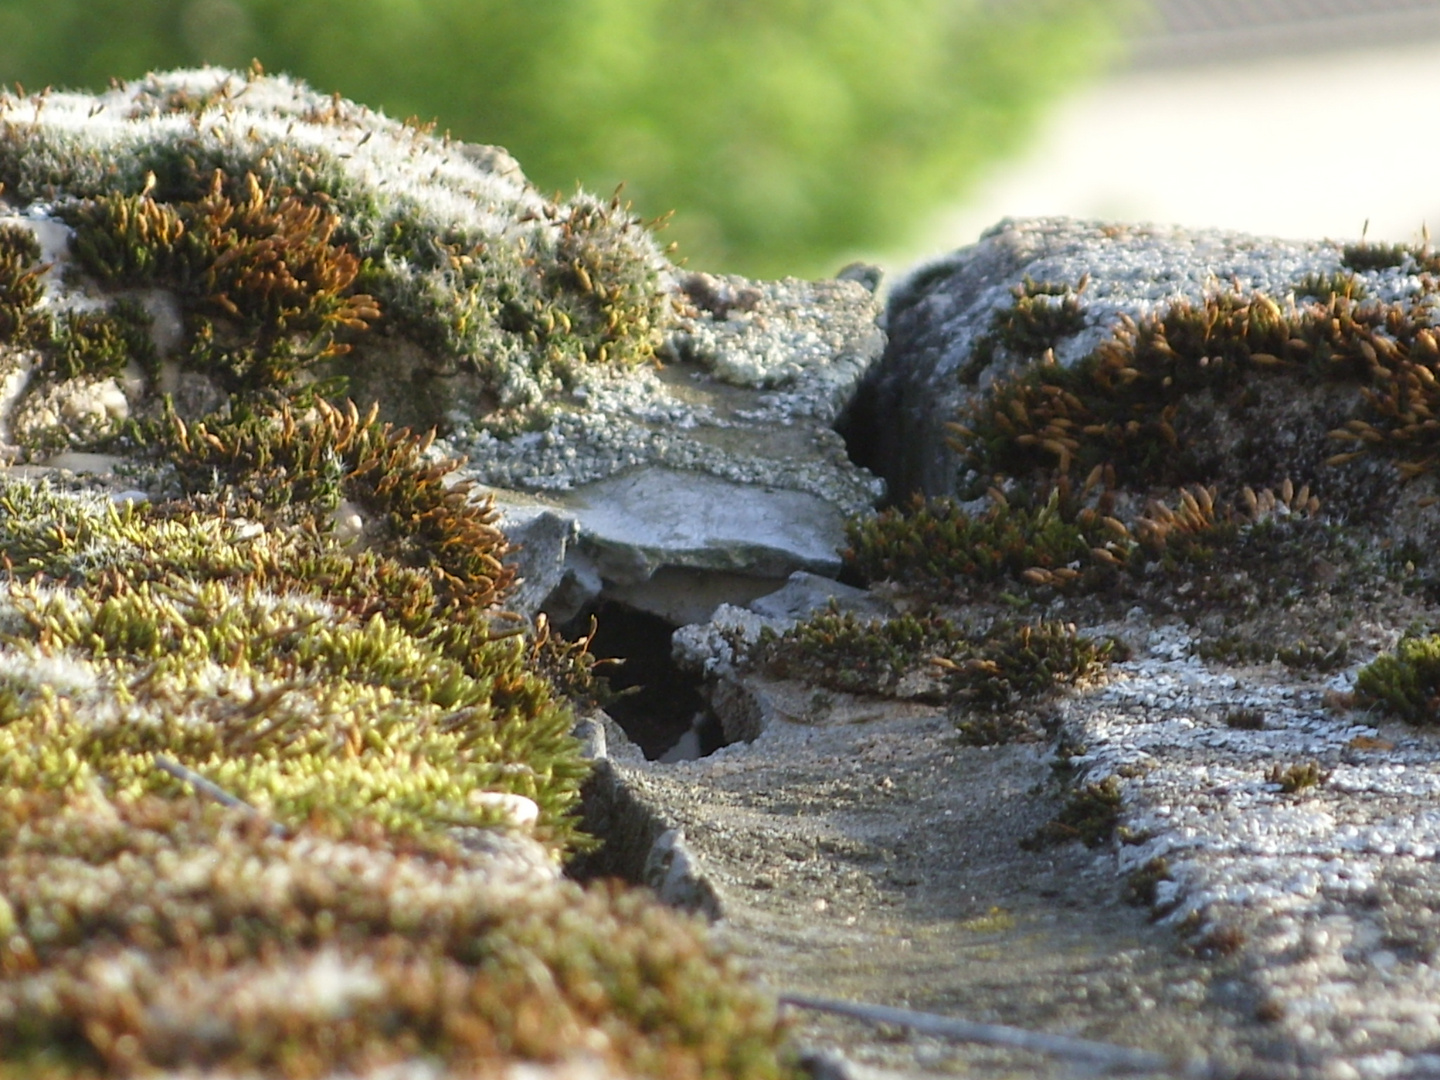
0;0;1132;276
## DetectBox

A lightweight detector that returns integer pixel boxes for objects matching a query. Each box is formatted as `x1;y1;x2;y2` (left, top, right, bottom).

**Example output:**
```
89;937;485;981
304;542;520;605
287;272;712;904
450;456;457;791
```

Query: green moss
1223;707;1266;731
0;430;803;1072
1266;760;1328;794
1295;270;1366;302
843;477;1299;600
1125;856;1174;908
1198;635;1349;673
1354;633;1440;725
0;795;797;1079
844;488;1104;596
61;170;380;393
0;223;47;346
0;225;156;383
963;276;1088;382
1022;776;1123;850
751;606;968;697
0;487;583;848
937;620;1119;713
1341;239;1412;272
750;607;1114;724
164;399;515;614
47;300;157;380
0;75;793;1076
54;160;669;410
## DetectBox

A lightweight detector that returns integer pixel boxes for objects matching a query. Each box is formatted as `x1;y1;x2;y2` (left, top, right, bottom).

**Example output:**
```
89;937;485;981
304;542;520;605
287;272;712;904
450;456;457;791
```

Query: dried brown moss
949;284;1440;492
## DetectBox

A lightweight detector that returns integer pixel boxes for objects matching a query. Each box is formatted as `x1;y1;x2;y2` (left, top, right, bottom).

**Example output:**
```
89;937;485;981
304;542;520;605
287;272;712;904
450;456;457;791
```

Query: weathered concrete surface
484;275;887;624
0;68;887;632
592;687;1265;1079
615;217;1440;1078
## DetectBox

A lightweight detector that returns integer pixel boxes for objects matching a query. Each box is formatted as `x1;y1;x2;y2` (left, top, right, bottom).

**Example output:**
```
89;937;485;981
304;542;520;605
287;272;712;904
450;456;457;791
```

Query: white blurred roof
898;1;1440;264
1133;0;1440;66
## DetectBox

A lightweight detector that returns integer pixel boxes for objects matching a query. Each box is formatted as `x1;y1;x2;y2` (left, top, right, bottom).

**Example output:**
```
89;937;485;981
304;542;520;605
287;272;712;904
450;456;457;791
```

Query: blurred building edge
1128;0;1440;67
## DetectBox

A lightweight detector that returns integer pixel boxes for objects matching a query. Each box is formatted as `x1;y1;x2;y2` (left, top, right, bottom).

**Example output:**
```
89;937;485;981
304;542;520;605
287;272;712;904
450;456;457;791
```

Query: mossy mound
0;439;796;1076
1354;632;1440;725
0;794;789;1079
0;69;798;1078
843;228;1440;670
0;66;675;452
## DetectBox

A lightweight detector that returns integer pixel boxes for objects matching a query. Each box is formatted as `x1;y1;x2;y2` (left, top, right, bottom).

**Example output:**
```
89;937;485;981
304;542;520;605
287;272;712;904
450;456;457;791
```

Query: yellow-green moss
0;793;796;1079
1354;632;1440;725
0;476;585;848
0;223;47;346
1266;760;1328;794
0;75;794;1077
0;421;800;1075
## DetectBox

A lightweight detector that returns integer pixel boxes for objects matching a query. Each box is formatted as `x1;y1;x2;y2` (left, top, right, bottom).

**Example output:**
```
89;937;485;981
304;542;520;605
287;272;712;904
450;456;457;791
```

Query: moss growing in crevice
1198;635;1350;673
748;605;1116;720
47;299;158;380
934;620;1119;713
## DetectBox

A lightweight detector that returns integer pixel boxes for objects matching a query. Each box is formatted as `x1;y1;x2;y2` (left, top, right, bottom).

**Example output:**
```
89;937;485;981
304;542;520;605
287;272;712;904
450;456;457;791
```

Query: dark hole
834;372;886;499
571;601;724;761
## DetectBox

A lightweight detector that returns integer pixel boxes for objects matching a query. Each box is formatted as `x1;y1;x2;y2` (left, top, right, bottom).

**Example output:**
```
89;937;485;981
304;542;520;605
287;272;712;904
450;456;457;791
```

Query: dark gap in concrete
567;600;724;761
833;373;890;505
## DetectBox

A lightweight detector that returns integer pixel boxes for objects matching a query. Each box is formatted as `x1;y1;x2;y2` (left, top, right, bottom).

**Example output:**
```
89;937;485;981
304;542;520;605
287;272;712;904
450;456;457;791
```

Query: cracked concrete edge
571;717;895;1080
570;714;723;921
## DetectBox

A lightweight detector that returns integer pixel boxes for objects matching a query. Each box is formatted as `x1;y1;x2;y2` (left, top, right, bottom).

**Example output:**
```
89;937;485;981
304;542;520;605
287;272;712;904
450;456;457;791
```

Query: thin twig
779;992;1175;1075
154;755;288;838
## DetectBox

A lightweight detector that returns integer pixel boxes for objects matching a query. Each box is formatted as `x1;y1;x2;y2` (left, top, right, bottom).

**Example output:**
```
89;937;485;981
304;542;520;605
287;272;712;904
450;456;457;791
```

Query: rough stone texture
480;275;886;622
0;70;820;1080
17;66;1440;1080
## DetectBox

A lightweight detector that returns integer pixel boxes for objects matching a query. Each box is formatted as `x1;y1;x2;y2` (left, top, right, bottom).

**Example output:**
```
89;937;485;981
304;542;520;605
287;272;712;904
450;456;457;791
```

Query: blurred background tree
0;0;1133;276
